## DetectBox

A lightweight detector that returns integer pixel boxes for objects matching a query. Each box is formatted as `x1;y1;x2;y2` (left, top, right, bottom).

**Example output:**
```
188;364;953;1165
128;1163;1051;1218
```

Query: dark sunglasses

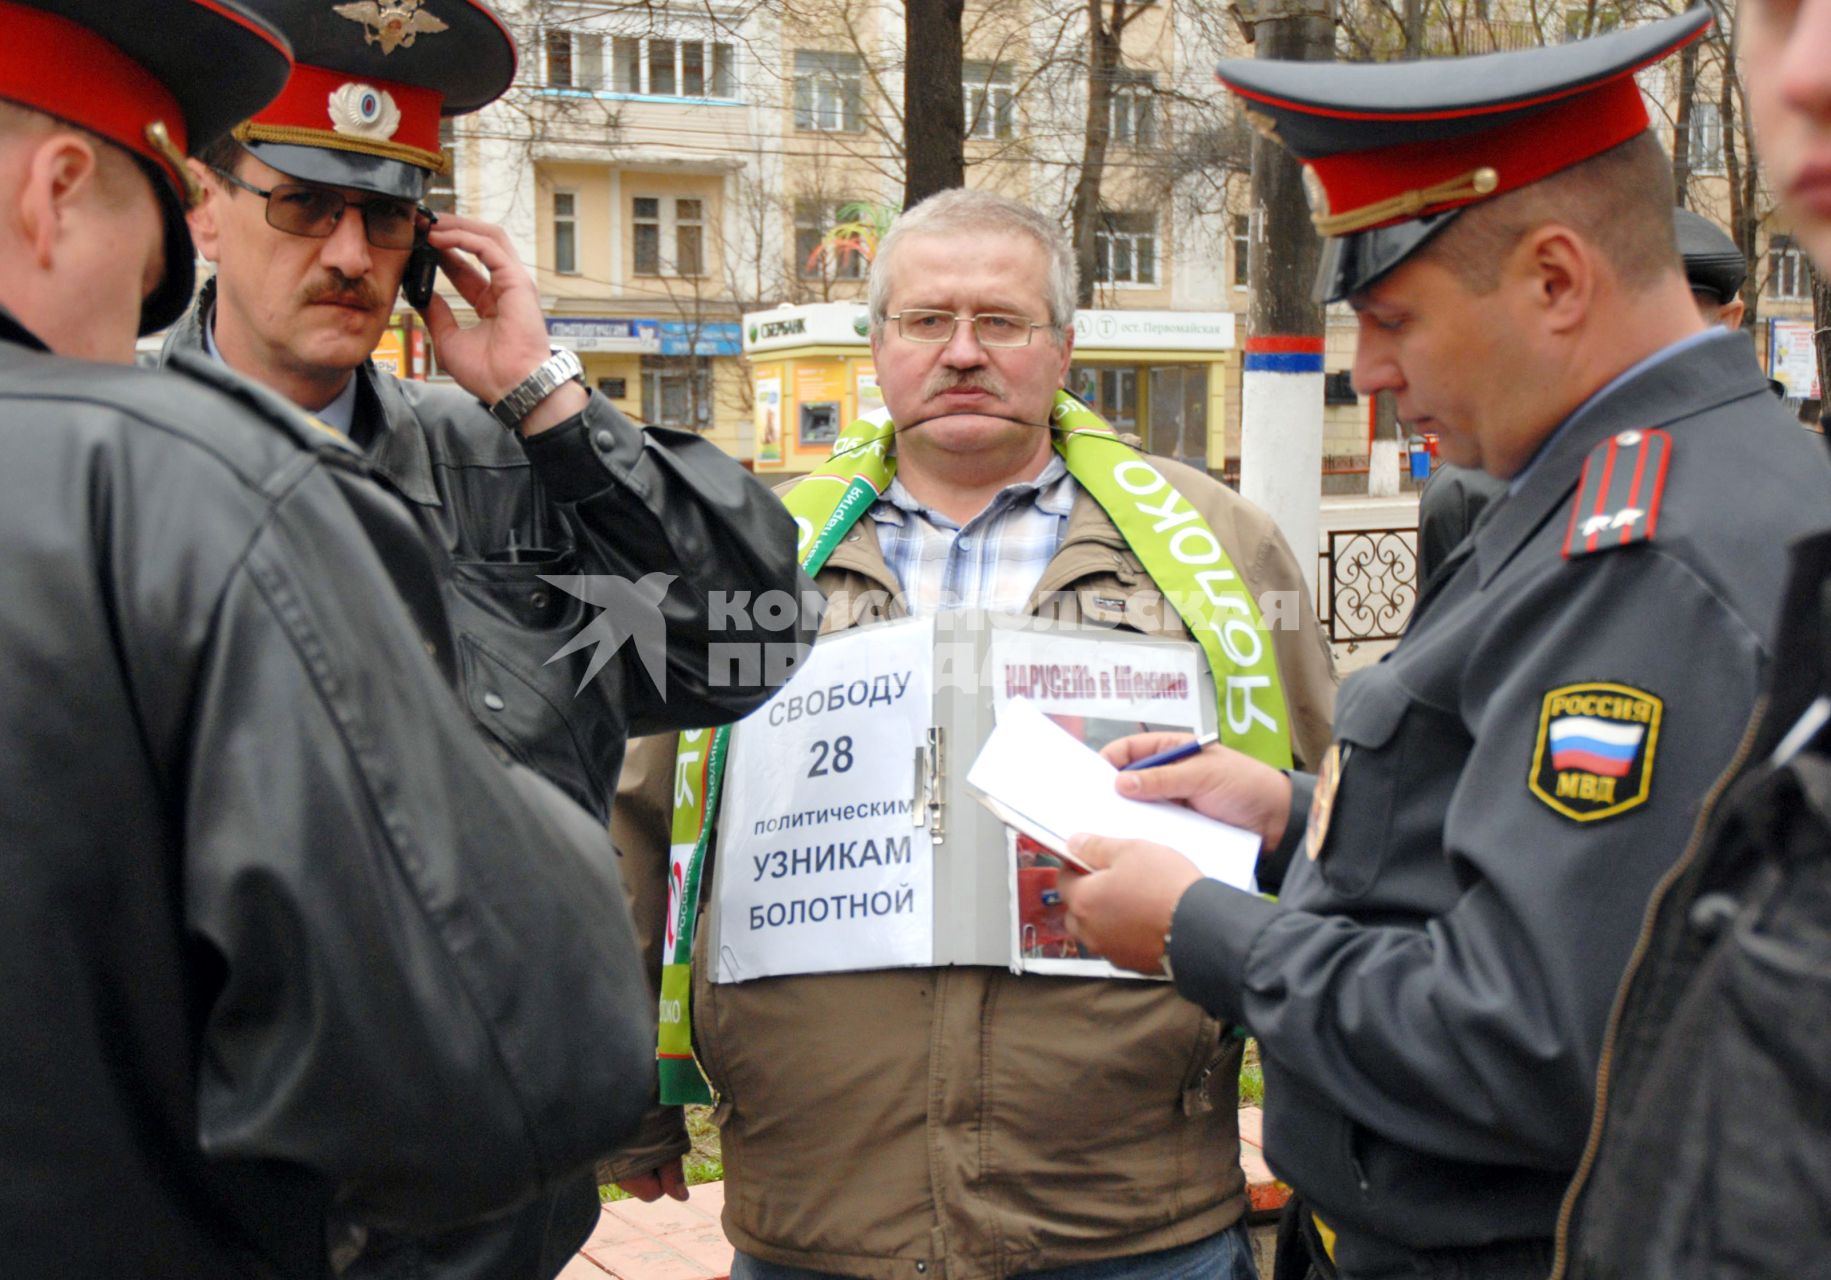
211;168;428;250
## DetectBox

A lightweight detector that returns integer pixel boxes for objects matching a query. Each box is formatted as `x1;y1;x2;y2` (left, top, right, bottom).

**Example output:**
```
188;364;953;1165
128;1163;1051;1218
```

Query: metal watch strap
1161;929;1175;980
489;346;585;429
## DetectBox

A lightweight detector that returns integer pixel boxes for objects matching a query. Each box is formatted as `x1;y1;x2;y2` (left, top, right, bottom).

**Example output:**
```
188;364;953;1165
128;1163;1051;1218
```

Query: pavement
564;1107;1289;1280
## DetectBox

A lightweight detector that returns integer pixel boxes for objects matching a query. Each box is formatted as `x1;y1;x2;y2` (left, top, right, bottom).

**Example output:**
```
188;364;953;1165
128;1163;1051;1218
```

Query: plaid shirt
872;455;1077;617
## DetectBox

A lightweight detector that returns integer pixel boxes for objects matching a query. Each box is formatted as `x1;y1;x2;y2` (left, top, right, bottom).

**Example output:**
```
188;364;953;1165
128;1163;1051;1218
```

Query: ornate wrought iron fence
1316;527;1420;644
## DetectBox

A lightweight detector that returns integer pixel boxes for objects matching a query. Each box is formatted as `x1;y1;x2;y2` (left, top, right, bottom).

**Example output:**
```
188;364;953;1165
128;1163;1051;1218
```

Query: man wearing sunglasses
161;4;814;1280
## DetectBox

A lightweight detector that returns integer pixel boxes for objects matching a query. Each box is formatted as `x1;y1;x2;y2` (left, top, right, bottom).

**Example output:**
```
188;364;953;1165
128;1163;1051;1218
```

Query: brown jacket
608;456;1336;1280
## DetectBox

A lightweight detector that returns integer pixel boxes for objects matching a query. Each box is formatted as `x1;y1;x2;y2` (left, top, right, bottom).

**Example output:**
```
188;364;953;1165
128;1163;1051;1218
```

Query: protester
1556;0;1831;1269
161;4;814;1274
1057;12;1831;1278
607;187;1336;1280
0;2;660;1274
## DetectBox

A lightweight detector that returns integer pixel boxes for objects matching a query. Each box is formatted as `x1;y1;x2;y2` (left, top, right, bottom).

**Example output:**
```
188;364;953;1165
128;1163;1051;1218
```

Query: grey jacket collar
1474;329;1768;588
160;281;443;507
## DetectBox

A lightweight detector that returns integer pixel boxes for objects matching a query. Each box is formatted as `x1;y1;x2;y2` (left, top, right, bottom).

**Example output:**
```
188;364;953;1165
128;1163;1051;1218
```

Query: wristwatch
489;346;586;429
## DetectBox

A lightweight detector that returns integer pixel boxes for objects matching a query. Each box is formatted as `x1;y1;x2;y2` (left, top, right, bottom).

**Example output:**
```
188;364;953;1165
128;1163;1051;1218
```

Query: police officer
169;0;810;825
1417;204;1760;586
0;2;659;1273
1057;11;1831;1277
163;7;815;1276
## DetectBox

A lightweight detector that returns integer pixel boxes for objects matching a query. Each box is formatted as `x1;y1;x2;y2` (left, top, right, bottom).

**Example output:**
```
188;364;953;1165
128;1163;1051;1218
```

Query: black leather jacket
0;313;657;1277
1557;521;1831;1280
162;292;814;1280
163;289;815;823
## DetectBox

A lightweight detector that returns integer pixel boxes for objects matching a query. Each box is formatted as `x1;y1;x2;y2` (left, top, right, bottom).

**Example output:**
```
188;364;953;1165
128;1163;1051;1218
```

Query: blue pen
1119;731;1220;772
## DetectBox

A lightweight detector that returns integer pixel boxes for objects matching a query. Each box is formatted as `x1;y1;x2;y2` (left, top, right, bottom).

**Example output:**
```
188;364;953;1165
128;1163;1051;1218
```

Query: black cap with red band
1216;7;1713;302
0;0;294;332
231;0;518;202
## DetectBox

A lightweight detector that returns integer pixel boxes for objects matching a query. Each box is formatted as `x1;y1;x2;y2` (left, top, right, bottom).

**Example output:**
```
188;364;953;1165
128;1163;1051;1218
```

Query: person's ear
1515;223;1592;335
17;131;99;269
1719;295;1747;331
185;158;224;264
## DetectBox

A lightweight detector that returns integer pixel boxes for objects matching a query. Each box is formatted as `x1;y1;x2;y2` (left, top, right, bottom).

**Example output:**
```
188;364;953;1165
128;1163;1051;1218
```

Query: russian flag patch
1529;682;1663;822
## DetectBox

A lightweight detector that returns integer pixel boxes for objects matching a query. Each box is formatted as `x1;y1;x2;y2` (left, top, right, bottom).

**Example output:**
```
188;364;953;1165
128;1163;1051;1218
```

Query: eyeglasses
211;168;425;250
889;309;1049;348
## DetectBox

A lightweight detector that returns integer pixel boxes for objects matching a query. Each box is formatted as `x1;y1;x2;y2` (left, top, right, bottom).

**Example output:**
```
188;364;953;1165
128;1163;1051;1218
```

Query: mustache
921;369;1007;399
299;272;382;310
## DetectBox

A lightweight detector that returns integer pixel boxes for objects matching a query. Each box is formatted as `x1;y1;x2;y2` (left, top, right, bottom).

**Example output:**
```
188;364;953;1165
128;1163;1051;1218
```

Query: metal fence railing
1316;527;1420;645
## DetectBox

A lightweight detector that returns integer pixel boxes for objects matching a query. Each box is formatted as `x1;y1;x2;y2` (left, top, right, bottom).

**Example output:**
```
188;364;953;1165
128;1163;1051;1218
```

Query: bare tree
906;0;967;203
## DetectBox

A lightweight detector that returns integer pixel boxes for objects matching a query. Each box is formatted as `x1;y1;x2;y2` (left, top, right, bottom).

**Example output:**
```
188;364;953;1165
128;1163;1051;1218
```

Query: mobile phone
403;234;440;311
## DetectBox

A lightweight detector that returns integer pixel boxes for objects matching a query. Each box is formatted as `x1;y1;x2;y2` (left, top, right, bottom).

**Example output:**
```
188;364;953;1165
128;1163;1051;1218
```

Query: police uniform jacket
0;312;658;1277
606;457;1337;1280
162;285;815;822
1165;331;1831;1269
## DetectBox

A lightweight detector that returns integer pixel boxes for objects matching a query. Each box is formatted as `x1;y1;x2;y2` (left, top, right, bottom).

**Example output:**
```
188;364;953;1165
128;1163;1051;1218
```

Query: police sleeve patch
1562;428;1671;559
1528;683;1663;822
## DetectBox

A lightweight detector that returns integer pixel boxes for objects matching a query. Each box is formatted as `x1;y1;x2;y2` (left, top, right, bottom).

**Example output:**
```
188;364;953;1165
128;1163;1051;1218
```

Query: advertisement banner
1769;318;1822;399
755;374;783;464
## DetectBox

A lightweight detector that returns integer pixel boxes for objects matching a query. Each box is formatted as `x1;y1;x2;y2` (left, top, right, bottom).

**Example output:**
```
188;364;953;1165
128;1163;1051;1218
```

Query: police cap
0;0;293;333
1217;7;1712;301
230;1;517;202
1673;207;1746;303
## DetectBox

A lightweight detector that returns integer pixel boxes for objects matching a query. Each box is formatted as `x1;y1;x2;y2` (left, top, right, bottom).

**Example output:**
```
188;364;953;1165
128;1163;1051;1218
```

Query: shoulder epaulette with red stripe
1562;428;1672;559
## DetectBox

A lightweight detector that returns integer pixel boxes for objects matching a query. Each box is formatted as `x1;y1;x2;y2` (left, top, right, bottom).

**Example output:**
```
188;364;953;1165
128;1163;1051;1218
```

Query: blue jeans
732;1223;1259;1280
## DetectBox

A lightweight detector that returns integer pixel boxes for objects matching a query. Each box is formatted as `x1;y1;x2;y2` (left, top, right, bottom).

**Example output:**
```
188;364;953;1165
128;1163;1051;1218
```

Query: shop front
547;316;746;453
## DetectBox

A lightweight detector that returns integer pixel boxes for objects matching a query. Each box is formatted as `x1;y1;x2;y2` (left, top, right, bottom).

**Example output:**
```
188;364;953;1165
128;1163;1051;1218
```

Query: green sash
657;392;1292;1104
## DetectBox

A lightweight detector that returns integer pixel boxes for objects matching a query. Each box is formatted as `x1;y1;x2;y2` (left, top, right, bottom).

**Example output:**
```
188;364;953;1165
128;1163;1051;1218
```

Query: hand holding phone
403;209;440;311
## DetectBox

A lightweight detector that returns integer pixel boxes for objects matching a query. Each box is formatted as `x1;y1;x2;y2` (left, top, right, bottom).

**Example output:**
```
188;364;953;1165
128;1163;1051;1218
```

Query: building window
1108;70;1156;148
796;201;869;280
675;199;704;276
609;36;734;98
1688;102;1725;175
682;40;732;98
1095;212;1156;285
643;358;713;430
1769;234;1810;300
963;61;1015;140
632;196;707;276
426;118;457;215
1232;213;1250;287
794;51;863;132
553;191;578;275
633;196;661;275
545;29;604;89
1069;366;1138;433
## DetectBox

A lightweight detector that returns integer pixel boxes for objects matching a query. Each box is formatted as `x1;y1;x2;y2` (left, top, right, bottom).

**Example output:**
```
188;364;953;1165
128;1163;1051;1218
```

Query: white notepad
966;698;1261;891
